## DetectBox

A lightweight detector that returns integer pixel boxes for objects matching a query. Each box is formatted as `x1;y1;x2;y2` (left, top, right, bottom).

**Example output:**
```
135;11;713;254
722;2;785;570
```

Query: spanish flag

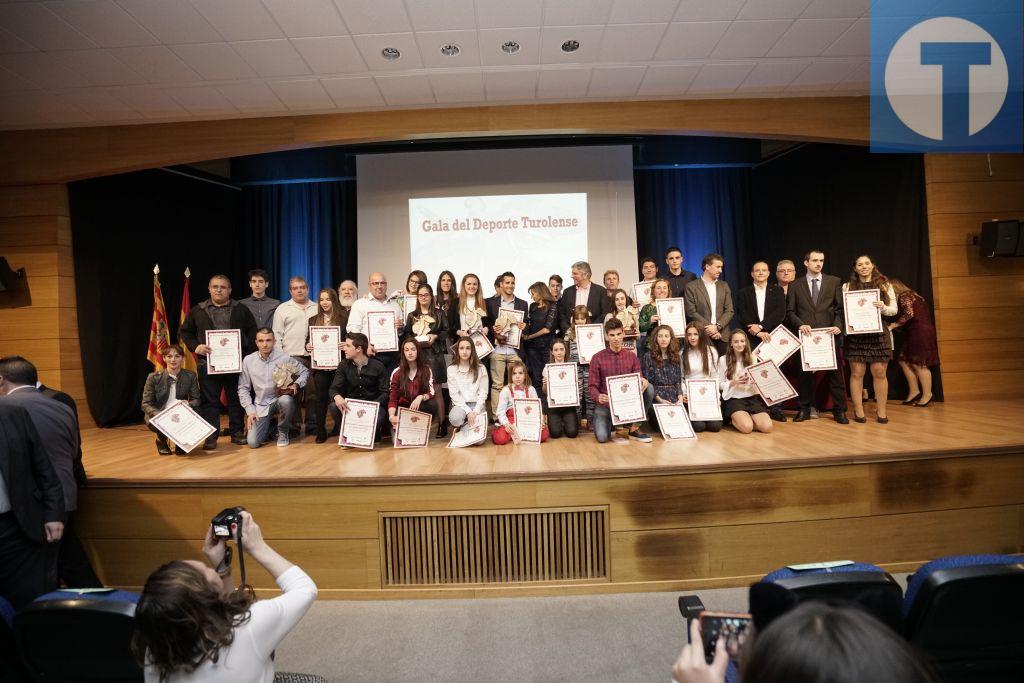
146;264;170;370
178;267;198;373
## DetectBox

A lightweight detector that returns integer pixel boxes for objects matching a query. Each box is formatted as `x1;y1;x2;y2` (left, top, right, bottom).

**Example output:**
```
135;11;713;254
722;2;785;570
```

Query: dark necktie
811;278;820;304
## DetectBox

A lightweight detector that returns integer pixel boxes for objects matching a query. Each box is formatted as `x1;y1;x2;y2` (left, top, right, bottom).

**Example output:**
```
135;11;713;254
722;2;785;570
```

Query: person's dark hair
161;346;184;358
646;324;680;366
725;329;753;380
494;274;503;288
604;317;624;333
847;254;891;305
701;253;724;270
529;282;555;308
314;288;344;327
548;274;563;285
500;271;515;284
681;322;713;377
415;283;435;313
346;332;369;355
504;358;532;389
548;338;569;363
247;269;269;282
665;246;682;258
255;327;274;337
435;270;457;308
405;270;428;293
209;274;231;287
742;602;935;683
0;355;37;386
132;560;254;682
804;249;824;261
449;337;480;383
398;338;430;395
640;256;657;270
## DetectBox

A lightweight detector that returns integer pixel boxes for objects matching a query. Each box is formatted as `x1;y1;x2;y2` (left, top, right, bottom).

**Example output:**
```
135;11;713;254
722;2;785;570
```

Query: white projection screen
356;146;638;297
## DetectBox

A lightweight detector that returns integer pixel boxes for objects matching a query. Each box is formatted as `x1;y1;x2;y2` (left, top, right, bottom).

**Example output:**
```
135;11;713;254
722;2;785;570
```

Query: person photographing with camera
132;510;317;682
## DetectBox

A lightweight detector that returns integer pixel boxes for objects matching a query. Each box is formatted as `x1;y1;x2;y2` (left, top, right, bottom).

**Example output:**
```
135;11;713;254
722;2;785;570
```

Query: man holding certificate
328;333;390;444
684;253;734;354
785;250;848;424
588;318;653;444
238;329;308;448
179;274;258;450
736;261;789;422
485;272;529;415
347;272;404;378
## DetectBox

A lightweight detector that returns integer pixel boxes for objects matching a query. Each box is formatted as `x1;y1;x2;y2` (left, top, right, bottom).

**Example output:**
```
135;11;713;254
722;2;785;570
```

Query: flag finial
153;263;160;275
184;266;191;278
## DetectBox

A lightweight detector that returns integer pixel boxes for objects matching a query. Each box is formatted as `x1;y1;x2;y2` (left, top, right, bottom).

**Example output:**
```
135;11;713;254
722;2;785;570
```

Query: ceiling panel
674;0;745;22
654;22;729;60
483;69;537;100
374;73;435;105
637;63;701;95
768;18;855;57
352;32;423;70
543;0;614;26
0;65;37;92
711;20;792;59
608;0;679;24
261;0;348;38
478;27;541;66
115;0;223;44
163;84;239;115
191;0;284;42
800;0;867;19
217;80;286;112
108;45;200;83
822;16;867;56
429;70;485;103
232;39;311;78
268;78;335;110
0;51;88;88
688;61;756;93
539;25;604;63
536;66;590;98
736;0;813;20
586;65;645;97
45;0;158;48
291;36;367;74
52;48;146;85
406;0;475;32
320;74;384;107
0;2;95;50
333;0;411;35
736;60;809;90
172;43;256;80
786;58;857;89
416;29;481;68
475;0;543;29
597;23;666;62
57;88;139;119
0;24;39;53
108;85;188;118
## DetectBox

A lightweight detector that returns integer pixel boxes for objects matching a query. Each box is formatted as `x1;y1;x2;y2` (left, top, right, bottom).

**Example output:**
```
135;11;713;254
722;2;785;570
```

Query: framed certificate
606;372;645;426
394;407;431;448
447;419;489;448
799;328;838;371
205;329;241;374
148;401;216;453
309;325;341;370
685;378;723;422
843;288;883;335
497;308;525;349
753;324;800;366
747;359;798;406
339;398;379;450
653;404;697;441
631;281;654;307
544;362;580;408
470;330;493;360
366;310;399;352
655;298;687;336
575;323;605;364
513;397;543;443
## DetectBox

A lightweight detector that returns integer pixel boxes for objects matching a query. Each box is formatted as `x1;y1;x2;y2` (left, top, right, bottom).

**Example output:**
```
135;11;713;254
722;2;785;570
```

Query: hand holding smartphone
698;611;752;664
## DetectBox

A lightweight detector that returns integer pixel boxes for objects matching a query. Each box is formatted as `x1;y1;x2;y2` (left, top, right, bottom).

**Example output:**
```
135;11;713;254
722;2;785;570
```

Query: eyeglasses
417;292;431;298
369;281;387;286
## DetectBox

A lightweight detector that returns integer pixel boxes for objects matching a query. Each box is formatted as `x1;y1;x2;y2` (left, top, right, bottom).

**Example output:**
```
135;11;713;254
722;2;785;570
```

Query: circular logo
885;17;1008;140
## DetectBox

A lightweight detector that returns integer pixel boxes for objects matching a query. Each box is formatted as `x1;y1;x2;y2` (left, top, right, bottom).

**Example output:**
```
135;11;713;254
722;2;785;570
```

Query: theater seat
15;592;143;682
903;554;1024;683
1;595;31;683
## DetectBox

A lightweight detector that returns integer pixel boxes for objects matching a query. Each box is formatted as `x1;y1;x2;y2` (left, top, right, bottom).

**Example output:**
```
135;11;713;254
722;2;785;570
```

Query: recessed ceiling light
440;43;461;57
381;47;401;60
501;40;520;55
561;39;580;53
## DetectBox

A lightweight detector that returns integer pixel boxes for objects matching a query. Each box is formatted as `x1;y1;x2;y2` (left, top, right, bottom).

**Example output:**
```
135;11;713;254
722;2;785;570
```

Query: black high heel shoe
901;393;921;405
436;422;448;439
852;414;867;424
915;396;934;408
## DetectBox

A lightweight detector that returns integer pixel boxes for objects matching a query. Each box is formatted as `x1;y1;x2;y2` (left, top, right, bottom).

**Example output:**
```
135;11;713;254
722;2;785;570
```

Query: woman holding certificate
719;330;772;434
542;339;580;439
842;256;897;424
638;278;671;334
492;360;548;445
566;305;595;427
448;273;491;341
524;282;559;401
405;283;448;438
605;289;640;353
447;338;489;430
388;339;439;434
681;323;723;433
141;345;201;455
642;325;684;410
304;288;345;443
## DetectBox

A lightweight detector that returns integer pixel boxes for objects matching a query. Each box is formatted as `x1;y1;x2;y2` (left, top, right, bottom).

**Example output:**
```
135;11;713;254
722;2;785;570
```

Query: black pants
198;364;244;440
525;342;549;405
289;356;317;435
798;345;847;411
692;420;723;433
58;511;102;588
328;398;390;440
0;512;55;609
547;407;579;438
309;369;338;436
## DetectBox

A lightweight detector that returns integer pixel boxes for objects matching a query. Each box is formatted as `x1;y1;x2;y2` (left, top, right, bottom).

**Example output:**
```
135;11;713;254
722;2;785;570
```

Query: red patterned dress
893;290;939;366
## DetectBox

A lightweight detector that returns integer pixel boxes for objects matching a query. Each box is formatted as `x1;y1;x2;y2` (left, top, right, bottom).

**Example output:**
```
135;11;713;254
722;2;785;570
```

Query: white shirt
703;277;718;325
495;385;539;426
347;293;405;337
680;348;719;397
806;273;822;294
754;283;767;323
272;299;317;356
446;363;489;411
574;284;591;309
718;355;758;400
162;373;181;411
145;566;317;683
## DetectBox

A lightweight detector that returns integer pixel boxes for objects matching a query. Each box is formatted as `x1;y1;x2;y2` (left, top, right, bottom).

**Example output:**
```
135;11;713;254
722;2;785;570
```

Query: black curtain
633;168;752;292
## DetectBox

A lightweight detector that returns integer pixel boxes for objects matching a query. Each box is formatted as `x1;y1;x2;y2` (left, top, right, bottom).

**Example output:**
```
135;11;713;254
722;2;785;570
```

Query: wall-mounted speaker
980;219;1022;257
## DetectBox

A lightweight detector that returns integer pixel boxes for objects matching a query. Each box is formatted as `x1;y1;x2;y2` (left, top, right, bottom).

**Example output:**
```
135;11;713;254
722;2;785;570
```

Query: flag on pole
178;266;198;373
147;264;170;370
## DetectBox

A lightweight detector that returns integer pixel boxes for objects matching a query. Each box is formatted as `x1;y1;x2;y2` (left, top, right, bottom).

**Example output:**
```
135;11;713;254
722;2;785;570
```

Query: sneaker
610;435;629;444
277;432;289;447
629;430;653;443
230;433;247;446
809;407;820;419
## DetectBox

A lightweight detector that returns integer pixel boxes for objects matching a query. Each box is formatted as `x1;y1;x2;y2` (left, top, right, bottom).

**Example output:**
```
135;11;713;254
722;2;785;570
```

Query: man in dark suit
684;253;734;355
663;246;698;298
485;271;530;414
785;250;848;424
558;260;610;332
0;392;65;608
736;261;789;422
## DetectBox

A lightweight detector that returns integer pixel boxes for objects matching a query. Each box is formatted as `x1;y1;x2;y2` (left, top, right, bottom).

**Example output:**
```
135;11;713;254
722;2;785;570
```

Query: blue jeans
592;391;653;443
246;395;295;448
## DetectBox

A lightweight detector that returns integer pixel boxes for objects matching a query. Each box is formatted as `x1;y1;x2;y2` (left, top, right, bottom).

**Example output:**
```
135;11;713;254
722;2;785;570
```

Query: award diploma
843;288;883;335
309;325;341;370
631;281;654;307
747;359;798;406
685;379;723;422
148;401;216;453
544;362;580;408
339;399;379;449
497;308;525;349
205;329;241;374
367;310;399;352
655;298;687;336
469;330;493;360
653;404;697;441
447;419;489;448
575;323;605;364
513;397;543;443
753;324;800;366
606;373;645;425
394;407;431;448
799;328;838;371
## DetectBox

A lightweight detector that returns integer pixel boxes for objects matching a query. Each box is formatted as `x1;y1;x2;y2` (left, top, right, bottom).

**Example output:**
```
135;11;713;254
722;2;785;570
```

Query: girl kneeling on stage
543;339;579;439
719;329;773;434
493;359;549;445
388;339;439;431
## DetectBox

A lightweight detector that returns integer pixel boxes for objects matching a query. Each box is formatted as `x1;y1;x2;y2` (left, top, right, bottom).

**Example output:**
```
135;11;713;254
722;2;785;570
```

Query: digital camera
211;506;245;538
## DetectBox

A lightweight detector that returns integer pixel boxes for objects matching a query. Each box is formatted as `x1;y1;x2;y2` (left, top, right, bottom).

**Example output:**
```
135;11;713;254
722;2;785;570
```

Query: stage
75;400;1024;599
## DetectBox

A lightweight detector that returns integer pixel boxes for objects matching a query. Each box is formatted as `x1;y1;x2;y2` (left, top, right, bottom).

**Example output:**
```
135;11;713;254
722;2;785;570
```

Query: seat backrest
904;555;1024;683
15;598;144;682
0;596;31;683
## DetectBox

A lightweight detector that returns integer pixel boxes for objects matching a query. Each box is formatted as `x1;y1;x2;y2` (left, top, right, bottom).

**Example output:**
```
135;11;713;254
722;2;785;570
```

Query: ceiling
0;0;870;131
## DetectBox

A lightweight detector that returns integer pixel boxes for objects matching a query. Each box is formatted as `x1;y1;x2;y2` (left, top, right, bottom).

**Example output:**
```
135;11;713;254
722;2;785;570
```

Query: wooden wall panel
937;339;1024;372
933;274;1024;309
934;306;1024;341
931;245;1024;277
939;370;1024;400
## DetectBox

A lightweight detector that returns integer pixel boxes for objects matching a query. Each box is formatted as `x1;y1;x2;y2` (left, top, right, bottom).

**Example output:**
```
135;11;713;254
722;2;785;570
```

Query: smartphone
699;611;752;664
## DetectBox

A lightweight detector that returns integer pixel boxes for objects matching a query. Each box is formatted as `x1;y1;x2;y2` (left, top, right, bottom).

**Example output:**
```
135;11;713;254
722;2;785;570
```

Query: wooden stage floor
81;399;1024;487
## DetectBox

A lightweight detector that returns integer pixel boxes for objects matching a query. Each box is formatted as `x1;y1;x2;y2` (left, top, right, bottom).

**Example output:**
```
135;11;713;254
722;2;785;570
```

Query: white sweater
145;566;317;683
718;356;759;400
446;363;489;411
495;385;539;426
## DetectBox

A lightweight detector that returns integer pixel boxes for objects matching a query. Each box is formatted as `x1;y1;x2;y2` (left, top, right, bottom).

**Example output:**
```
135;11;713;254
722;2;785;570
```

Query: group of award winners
142;247;939;454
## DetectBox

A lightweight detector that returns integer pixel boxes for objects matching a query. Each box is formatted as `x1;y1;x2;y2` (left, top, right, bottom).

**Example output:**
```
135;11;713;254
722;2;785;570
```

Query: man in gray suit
785;250;848;424
684;253;734;355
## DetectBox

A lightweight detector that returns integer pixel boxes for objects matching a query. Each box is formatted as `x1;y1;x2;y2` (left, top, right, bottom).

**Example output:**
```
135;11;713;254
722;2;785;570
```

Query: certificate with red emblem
747;359;798;406
394;407;431;448
339;399;379;450
543;362;580;408
843;288;883;335
799;328;838;371
149;401;216;453
513;398;543;443
753;324;800;366
575;323;605;364
206;329;241;374
655;298;687;337
653;404;697;440
685;379;722;422
367;310;399;352
309;325;341;369
606;373;645;426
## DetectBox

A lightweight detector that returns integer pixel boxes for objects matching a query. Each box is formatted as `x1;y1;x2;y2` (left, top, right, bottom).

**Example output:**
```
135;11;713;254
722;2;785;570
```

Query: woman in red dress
887;280;939;407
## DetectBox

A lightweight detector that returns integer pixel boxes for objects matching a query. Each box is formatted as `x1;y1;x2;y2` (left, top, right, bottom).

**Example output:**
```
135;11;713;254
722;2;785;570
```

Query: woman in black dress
843;255;897;423
524;282;558;397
